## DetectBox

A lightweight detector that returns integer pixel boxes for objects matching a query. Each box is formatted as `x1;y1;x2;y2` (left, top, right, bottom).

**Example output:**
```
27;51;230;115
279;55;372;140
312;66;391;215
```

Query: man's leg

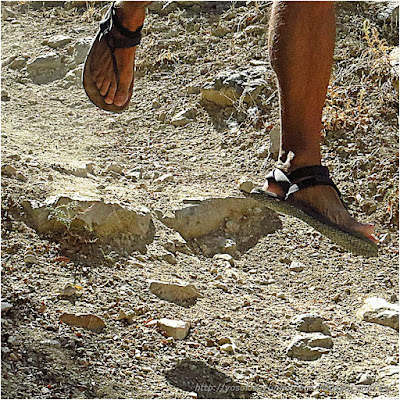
266;1;375;239
90;1;151;106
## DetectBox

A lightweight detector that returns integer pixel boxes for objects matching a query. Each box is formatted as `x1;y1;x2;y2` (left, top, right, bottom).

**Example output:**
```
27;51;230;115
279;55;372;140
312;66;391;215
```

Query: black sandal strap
99;3;143;49
287;165;342;198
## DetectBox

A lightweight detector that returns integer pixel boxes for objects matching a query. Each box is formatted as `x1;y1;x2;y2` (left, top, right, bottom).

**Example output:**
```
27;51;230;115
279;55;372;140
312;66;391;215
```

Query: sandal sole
249;187;378;258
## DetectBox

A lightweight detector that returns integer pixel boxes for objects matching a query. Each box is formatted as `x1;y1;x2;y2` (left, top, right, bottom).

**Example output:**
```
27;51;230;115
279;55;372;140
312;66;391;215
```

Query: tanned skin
90;1;376;242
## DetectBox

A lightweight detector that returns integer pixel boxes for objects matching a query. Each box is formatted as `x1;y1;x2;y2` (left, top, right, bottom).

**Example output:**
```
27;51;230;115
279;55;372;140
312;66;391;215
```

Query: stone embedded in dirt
356;372;374;385
213;253;234;266
21;195;153;251
23;250;37;264
159;252;178;265
117;310;134;324
15;172;27;182
1;301;13;313
1;89;10;101
389;47;399;93
157;318;190;340
220;343;236;354
26;52;63;83
170;109;196;127
1;164;17;177
60;313;105;333
357;297;399;331
269;126;281;160
237;177;256;194
377;1;399;23
8;56;26;70
217;337;234;345
154;173;174;183
290;314;331;335
377;365;399;385
40;339;61;348
59;283;76;298
256;144;269;159
201;66;267;107
159;196;279;239
286;333;333;361
149;280;200;303
70;37;92;65
106;163;123;174
43;34;72;48
289;261;305;272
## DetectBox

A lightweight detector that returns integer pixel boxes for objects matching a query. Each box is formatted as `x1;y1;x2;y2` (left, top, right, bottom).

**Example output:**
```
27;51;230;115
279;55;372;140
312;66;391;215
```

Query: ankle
114;1;148;30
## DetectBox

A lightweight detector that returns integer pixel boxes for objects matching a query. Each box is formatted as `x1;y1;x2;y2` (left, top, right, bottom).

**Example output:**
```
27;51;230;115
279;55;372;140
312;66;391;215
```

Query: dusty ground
1;1;399;399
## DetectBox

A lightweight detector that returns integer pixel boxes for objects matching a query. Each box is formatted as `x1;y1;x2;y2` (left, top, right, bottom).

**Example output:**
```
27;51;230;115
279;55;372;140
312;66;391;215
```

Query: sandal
247;166;378;257
83;2;143;112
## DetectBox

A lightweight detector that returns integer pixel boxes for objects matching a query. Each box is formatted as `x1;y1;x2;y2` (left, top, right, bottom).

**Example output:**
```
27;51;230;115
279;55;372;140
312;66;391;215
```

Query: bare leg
265;1;375;240
91;1;151;106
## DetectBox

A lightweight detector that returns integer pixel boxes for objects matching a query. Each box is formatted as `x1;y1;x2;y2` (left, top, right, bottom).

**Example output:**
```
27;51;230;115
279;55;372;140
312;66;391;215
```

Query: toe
100;79;111;97
105;80;117;105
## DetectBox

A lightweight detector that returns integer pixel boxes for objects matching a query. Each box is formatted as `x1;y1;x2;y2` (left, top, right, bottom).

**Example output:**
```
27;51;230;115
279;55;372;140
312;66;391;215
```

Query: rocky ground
1;1;399;399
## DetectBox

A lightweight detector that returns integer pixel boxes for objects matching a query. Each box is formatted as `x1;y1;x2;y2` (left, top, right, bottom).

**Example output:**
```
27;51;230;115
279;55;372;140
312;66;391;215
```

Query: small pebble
24;250;37;264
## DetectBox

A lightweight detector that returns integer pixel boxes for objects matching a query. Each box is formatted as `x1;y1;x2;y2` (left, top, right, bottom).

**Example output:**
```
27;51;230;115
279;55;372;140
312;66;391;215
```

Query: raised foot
90;3;147;107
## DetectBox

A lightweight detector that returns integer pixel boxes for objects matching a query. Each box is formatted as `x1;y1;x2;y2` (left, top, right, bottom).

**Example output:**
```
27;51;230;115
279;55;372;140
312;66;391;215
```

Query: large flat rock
21;195;154;251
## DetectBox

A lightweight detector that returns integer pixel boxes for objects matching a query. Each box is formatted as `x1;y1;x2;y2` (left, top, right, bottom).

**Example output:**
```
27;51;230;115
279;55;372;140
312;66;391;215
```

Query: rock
286;333;333;361
237;178;256;194
15;172;27;182
220;343;236;353
43;35;72;48
377;1;399;24
201;67;267;107
160;252;177;264
285;365;296;377
1;89;10;101
213;253;234;266
1;301;13;312
268;126;281;160
26;52;64;83
377;365;399;383
1;164;17;177
60;313;106;333
126;170;142;181
220;238;237;256
149;280;200;303
157;318;190;340
24;250;37;264
389;47;399;93
59;283;76;298
154;173;174;183
8;56;26;70
22;195;153;251
357;372;375;385
290;314;331;335
159;196;279;239
41;387;51;395
170;109;196;127
256;144;269;159
235;354;246;362
117;310;134;324
289;261;305;272
40;339;61;348
217;337;234;345
106;163;123;174
71;37;92;64
357;297;399;331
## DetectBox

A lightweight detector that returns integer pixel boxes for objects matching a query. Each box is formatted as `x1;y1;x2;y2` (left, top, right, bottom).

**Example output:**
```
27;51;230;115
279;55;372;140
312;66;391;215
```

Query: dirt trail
1;2;399;399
